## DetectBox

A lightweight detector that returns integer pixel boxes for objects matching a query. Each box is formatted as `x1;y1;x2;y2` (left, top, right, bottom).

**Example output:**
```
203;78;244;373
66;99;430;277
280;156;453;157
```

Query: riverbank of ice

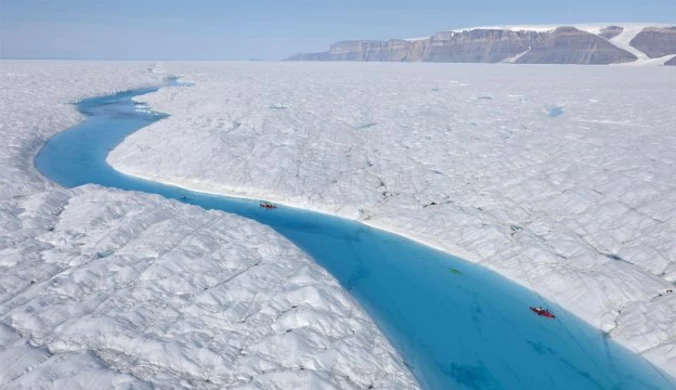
109;61;676;376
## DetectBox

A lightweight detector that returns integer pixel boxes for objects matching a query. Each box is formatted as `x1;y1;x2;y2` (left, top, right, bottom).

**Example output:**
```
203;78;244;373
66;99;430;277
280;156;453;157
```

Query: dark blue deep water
35;86;675;390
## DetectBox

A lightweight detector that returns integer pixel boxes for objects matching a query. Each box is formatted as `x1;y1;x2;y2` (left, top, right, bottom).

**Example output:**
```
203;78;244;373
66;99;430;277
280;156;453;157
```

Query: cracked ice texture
0;187;416;389
0;61;417;389
109;62;676;376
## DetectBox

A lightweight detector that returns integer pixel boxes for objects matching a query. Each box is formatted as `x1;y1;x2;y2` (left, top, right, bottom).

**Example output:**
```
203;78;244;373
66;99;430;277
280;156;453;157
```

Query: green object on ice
96;249;115;259
449;268;462;274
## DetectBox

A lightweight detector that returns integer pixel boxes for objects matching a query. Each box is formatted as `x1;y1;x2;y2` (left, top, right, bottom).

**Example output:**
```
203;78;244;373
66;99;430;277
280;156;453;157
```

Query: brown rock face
427;29;537;63
517;27;637;64
630;27;676;58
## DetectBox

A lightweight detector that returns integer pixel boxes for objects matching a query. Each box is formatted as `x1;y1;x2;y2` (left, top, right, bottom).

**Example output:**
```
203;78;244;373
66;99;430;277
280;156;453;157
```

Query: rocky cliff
630;27;676;58
303;39;429;62
426;29;537;63
287;23;676;66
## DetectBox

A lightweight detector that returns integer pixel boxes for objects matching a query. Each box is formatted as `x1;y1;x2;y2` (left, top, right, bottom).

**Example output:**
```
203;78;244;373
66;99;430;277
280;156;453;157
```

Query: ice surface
0;187;416;389
108;62;676;377
0;61;417;389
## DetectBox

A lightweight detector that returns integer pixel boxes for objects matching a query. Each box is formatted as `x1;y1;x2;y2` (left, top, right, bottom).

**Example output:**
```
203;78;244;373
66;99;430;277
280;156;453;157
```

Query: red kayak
259;202;277;209
530;307;556;319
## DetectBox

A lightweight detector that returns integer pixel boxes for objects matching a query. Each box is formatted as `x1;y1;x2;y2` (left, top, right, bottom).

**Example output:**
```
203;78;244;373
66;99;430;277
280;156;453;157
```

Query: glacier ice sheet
0;61;417;389
108;61;676;377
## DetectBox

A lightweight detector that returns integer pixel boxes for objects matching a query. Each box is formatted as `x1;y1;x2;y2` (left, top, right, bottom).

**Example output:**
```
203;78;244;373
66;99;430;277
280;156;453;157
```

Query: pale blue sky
1;0;674;60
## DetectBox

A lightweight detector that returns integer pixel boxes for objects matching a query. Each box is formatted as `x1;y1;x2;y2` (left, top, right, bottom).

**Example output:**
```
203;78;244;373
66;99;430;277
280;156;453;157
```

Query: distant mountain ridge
287;23;676;65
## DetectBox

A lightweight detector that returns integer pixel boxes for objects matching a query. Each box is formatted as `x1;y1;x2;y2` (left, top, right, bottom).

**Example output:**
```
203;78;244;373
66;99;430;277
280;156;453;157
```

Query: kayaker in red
530;306;556;319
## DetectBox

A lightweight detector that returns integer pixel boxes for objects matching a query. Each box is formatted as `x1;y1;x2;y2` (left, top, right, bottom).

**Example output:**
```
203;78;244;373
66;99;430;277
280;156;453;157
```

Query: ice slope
0;187;416;389
108;61;676;377
607;24;652;61
0;61;418;389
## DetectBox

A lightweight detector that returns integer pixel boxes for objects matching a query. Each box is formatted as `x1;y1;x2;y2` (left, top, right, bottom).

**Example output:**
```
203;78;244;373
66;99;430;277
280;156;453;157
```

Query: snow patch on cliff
502;49;531;63
608;25;651;61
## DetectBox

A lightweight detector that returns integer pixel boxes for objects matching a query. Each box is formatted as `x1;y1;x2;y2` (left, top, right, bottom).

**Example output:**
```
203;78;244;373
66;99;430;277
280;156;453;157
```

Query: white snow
614;53;676;67
0;187;417;389
108;61;676;377
451;22;673;35
501;49;531;63
607;25;651;61
0;61;418;389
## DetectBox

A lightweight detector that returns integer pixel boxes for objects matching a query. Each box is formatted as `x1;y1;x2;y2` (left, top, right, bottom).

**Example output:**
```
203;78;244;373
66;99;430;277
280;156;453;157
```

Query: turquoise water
548;106;565;117
35;86;675;390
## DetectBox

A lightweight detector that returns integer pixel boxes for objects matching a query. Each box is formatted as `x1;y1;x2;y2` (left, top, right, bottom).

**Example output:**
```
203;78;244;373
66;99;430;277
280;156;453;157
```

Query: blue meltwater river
35;85;675;390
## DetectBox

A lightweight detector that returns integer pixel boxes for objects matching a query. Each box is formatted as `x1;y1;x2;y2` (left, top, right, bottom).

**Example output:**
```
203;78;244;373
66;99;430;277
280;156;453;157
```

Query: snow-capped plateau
0;61;417;389
451;22;673;34
289;23;676;65
108;61;676;377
